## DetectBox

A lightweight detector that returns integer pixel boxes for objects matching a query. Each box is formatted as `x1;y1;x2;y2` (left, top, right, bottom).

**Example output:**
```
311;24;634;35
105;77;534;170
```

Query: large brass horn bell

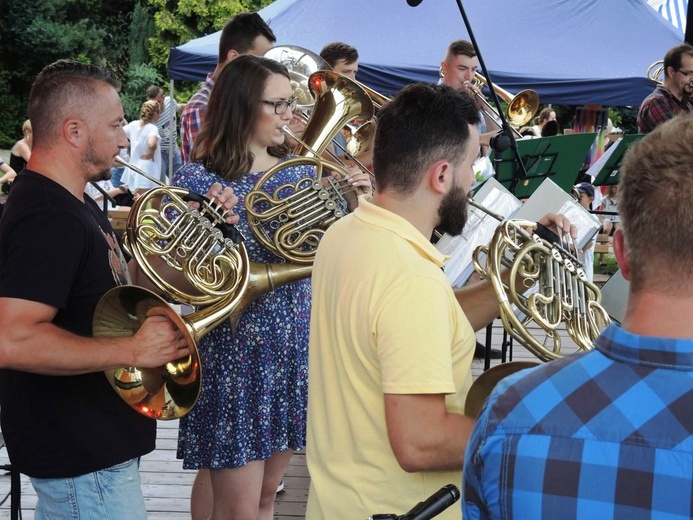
93;165;312;420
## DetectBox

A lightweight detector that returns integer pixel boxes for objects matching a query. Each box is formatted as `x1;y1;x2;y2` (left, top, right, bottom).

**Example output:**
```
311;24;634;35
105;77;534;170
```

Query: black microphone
399;484;461;520
406;0;424;6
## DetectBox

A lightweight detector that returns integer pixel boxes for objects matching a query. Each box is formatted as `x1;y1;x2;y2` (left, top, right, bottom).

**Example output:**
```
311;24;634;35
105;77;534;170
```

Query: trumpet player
637;43;693;134
440;40;502;151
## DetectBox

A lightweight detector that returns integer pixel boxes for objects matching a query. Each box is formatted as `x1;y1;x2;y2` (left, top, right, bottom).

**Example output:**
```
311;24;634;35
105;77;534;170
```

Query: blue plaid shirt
463;323;693;520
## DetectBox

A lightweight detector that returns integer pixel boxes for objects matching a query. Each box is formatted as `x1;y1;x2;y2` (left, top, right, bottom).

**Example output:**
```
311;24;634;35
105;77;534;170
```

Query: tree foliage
0;0;136;146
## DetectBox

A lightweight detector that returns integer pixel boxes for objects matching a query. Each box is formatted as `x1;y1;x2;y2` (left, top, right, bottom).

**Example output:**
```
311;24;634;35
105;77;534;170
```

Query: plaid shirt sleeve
180;75;214;163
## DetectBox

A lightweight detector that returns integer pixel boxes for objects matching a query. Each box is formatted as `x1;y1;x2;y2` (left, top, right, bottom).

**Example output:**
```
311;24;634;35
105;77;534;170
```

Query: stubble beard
82;137;113;183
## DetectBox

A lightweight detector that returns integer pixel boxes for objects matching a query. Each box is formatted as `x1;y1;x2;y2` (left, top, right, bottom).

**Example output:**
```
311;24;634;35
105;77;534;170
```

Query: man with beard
305;83;575;520
638;43;693;133
0;60;238;518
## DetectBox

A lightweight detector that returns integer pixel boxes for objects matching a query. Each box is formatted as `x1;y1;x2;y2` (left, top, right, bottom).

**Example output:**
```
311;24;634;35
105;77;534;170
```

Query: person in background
319;41;359;80
463;113;693;520
531;107;557;136
120;100;161;198
319;41;373;171
180;12;276;163
6;119;32;193
0;158;17;192
574;181;596;282
439;40;502;150
637;43;693;133
147;85;185;181
0;58;237;520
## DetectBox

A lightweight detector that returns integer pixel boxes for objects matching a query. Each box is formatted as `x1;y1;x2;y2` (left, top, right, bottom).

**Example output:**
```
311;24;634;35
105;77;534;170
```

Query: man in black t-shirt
0;60;239;519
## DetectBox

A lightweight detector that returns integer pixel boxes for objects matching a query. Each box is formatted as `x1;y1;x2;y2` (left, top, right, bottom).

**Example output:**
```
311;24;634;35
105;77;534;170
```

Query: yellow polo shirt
306;197;475;520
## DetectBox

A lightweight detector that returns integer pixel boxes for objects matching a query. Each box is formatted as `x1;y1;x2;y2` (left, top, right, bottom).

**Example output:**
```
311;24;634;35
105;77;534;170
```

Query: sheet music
515;178;601;250
437;178;521;287
585;137;622;180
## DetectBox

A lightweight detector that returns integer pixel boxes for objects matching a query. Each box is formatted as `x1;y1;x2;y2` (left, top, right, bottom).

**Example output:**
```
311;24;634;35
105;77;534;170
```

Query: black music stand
591;134;644;186
490;133;597;198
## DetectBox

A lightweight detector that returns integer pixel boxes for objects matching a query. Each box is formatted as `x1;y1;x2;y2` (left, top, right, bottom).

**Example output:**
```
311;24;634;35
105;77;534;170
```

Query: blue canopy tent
168;0;683;106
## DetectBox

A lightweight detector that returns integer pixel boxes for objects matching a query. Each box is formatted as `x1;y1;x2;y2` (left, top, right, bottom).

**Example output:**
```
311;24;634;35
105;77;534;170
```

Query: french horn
470;201;611;362
93;158;311;420
245;70;374;263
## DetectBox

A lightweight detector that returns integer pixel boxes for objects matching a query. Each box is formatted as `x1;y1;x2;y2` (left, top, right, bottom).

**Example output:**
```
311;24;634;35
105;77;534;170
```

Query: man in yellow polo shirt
306;82;575;520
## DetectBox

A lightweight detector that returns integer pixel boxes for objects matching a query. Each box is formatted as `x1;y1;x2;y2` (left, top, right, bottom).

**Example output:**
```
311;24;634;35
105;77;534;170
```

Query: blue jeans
30;458;147;520
160;145;183;182
110;166;125;188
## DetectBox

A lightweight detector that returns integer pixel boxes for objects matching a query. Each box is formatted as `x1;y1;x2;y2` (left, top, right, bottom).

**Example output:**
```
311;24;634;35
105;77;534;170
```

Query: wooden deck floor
0;320;584;519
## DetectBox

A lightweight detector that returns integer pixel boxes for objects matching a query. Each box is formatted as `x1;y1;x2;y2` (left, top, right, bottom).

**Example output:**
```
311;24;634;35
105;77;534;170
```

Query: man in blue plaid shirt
463;114;693;520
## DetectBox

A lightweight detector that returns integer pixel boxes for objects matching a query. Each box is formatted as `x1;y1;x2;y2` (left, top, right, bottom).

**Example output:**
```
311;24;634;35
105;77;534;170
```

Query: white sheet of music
437;178;521;287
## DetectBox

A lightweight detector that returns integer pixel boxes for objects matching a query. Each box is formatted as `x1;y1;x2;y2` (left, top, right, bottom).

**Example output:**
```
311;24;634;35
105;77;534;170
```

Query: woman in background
6;119;32;193
121;100;161;197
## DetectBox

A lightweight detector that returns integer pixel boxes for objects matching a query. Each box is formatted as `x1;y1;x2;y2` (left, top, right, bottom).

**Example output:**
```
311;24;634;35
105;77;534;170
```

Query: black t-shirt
0;170;156;478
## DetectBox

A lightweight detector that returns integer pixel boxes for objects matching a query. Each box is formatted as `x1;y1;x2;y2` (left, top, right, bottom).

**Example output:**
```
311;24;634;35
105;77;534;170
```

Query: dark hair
534;107;554;126
29;59;120;147
218;12;276;64
146;85;163;99
319;42;359;68
664;43;693;79
620;114;693;293
373;82;480;194
446;40;476;59
192;55;290;179
541;120;559;137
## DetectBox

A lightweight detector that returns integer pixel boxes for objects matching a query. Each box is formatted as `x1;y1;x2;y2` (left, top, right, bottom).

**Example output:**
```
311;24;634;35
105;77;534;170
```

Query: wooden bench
108;206;131;237
594;233;613;255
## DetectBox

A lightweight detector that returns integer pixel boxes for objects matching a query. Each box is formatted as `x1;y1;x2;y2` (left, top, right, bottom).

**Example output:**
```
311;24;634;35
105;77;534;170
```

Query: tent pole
168;79;175;181
453;0;529;192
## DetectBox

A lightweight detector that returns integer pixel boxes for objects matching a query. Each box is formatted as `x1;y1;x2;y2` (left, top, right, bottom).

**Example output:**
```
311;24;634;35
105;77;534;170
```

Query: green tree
146;0;274;73
0;0;135;146
129;1;156;66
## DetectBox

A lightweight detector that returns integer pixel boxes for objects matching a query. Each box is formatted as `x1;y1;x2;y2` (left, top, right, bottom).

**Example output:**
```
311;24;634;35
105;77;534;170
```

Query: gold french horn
470;200;611;362
93;158;311;420
245;70;374;262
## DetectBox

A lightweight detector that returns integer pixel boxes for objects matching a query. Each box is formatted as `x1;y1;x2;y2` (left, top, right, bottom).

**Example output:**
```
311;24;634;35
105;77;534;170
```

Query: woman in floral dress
174;54;369;520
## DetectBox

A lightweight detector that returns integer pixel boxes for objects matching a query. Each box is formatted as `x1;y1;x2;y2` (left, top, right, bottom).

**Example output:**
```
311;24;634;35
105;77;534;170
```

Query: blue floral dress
174;157;315;469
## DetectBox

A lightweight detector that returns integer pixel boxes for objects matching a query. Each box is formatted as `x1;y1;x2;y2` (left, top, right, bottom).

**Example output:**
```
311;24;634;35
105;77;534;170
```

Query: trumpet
464;72;540;136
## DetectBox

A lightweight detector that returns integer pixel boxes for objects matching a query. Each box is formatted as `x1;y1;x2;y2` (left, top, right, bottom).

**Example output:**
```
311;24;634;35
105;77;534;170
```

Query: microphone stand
453;0;529;187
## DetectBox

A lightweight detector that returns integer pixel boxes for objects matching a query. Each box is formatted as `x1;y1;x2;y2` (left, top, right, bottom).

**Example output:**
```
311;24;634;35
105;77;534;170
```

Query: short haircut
663;43;693;79
28;59;120;148
146;85;163;99
446;40;476;60
373;82;480;195
192;55;290;179
218;12;276;64
319;42;359;68
619;114;693;293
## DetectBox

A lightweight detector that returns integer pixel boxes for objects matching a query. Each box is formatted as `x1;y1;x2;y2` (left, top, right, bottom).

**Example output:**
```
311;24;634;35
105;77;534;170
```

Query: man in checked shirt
463;114;693;519
180;12;276;163
637;43;693;133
